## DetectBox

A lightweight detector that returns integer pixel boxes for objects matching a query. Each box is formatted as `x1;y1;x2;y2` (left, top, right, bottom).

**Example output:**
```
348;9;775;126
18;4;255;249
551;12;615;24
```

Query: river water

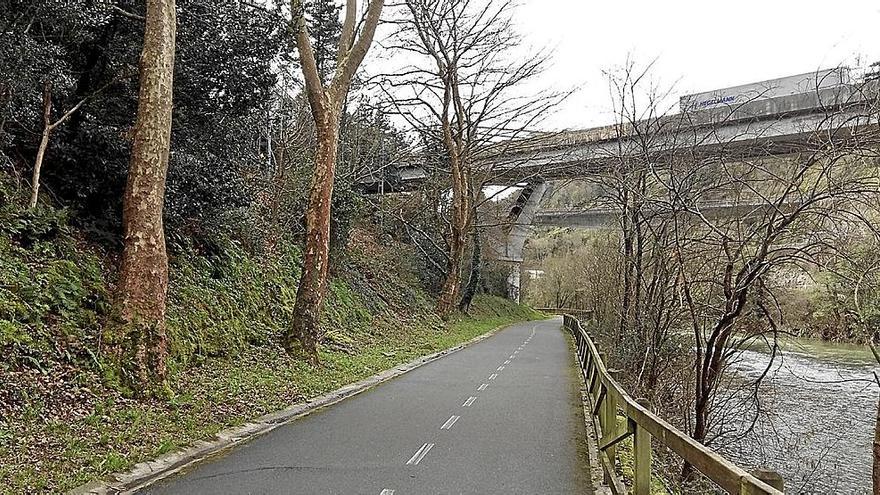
722;337;877;494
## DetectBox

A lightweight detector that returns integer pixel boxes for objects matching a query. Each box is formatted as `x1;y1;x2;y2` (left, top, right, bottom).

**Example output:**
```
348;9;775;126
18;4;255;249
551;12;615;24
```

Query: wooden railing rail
535;307;594;318
563;314;784;495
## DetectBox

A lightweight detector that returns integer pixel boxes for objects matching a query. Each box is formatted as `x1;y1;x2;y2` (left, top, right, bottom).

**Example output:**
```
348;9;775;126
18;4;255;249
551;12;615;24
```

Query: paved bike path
142;317;591;494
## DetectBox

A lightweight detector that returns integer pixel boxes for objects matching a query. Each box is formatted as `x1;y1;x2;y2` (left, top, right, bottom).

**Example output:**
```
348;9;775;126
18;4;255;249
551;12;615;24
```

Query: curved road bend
142;317;592;494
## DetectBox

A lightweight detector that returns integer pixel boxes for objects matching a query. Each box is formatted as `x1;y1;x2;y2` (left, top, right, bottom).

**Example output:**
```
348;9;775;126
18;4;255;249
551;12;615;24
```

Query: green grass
1;295;540;494
0;187;542;493
614;414;672;495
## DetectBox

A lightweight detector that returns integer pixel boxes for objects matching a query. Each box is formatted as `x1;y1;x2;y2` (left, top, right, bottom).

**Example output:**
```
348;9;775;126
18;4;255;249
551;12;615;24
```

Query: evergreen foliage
305;0;343;84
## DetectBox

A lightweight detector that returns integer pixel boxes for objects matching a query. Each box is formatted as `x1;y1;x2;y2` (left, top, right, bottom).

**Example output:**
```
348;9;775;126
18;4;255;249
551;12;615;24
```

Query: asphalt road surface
142;317;592;494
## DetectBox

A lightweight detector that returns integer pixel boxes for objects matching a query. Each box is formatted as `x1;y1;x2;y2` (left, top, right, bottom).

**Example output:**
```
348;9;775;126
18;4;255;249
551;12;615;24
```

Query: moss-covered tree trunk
458;176;481;313
115;0;176;395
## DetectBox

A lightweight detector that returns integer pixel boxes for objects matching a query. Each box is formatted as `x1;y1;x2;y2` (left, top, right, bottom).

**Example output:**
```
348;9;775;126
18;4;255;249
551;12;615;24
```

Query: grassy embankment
0;190;541;493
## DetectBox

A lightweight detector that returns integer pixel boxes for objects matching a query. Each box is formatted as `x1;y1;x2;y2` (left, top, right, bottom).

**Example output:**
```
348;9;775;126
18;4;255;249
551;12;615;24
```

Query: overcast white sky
503;0;880;130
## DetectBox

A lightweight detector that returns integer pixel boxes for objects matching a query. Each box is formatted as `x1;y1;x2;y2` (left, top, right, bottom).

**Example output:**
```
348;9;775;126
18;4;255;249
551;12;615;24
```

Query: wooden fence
535;307;594;319
564;315;785;495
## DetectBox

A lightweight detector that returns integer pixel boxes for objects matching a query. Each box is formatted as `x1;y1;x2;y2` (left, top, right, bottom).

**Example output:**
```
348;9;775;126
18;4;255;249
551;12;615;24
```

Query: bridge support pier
506;263;521;303
490;181;553;303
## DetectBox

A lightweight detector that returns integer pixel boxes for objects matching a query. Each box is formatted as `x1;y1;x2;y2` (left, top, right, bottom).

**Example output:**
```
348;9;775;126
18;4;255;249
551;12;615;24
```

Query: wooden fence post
605;370;619;464
597;352;607;420
752;468;784;492
584;341;592;370
634;398;652;495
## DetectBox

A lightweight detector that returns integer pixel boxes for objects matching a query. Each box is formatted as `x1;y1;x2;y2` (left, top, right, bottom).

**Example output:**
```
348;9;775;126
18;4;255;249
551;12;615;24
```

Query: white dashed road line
402;325;544;474
380;490;395;495
406;443;434;465
440;415;460;430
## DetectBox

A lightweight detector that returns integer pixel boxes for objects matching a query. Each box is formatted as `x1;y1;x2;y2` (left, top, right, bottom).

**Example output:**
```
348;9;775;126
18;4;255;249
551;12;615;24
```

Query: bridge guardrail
563;314;784;495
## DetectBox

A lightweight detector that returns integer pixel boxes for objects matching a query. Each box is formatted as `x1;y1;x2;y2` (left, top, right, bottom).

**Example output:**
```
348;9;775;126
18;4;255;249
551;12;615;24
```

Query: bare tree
538;61;879;488
114;0;176;395
383;0;564;314
283;0;385;360
660;76;879;481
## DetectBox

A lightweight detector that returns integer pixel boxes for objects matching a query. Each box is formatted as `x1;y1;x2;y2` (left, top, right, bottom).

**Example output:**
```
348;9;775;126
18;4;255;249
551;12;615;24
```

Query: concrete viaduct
362;79;878;300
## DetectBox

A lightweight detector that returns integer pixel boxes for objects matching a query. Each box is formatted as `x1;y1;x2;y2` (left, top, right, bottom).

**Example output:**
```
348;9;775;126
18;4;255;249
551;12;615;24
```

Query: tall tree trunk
683;340;725;481
682;350;710;482
29;82;52;209
619;190;633;341
287;111;338;361
459;224;482;313
438;227;465;313
436;114;470;315
284;0;383;359
115;0;176;396
437;182;468;313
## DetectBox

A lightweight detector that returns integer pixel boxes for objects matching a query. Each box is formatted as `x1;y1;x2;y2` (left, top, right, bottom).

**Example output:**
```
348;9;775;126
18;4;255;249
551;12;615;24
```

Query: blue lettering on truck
698;95;736;107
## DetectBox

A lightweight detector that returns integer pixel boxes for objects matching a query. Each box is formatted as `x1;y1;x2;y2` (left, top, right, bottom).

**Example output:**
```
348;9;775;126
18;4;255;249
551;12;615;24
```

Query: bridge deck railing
563;314;784;495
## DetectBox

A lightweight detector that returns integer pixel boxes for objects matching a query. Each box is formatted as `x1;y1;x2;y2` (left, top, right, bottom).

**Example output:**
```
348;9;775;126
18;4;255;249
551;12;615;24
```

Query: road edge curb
68;318;538;495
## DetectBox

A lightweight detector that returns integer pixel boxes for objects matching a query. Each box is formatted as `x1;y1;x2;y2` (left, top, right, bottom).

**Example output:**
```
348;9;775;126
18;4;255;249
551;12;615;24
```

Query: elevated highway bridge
360;76;877;301
362;80;878;192
494;81;875;300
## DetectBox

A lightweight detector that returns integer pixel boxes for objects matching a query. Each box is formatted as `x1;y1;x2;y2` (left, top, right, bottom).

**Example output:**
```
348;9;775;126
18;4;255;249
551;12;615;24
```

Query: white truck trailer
679;68;851;111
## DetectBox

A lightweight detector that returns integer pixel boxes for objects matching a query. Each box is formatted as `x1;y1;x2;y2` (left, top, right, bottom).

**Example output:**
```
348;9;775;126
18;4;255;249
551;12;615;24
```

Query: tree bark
287;110;339;361
682;339;712;482
28;82;52;209
436;91;470;315
283;0;384;359
115;0;176;396
459;223;482;313
437;178;468;314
